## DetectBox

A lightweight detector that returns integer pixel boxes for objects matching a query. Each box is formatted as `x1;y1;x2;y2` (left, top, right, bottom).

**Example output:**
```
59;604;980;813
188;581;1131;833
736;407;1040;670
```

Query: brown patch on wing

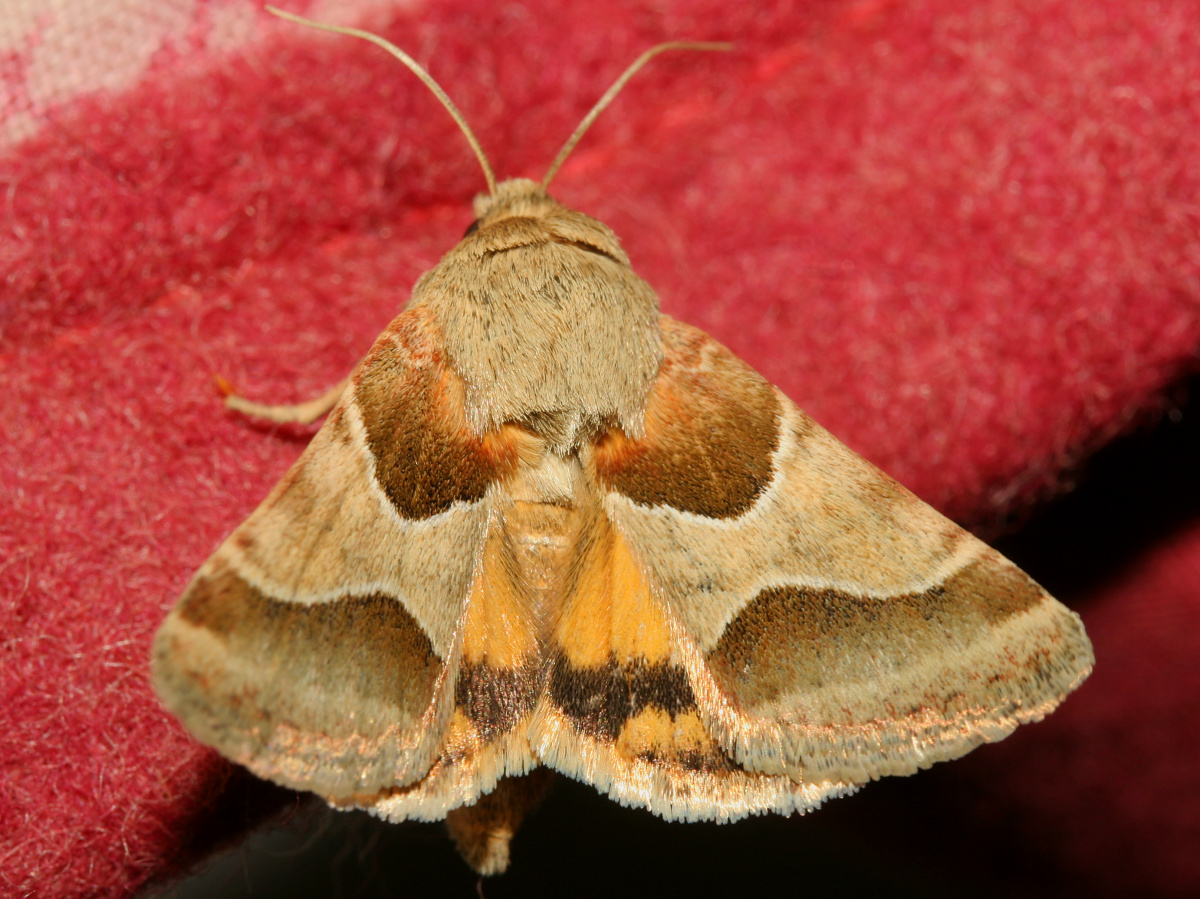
706;553;1046;708
693;547;1093;786
175;565;441;730
539;663;758;792
537;505;783;804
548;656;695;743
354;306;523;519
593;316;781;519
438;511;542;748
455;659;542;743
153;562;443;798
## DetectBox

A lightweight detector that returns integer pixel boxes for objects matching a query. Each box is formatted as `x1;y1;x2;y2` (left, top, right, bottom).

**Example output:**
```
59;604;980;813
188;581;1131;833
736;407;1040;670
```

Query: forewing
531;500;854;821
153;305;531;801
594;315;1095;787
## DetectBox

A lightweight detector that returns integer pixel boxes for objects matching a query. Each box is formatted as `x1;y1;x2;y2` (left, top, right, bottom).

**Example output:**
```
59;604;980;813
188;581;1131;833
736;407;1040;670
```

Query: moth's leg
222;377;349;424
444;768;555;876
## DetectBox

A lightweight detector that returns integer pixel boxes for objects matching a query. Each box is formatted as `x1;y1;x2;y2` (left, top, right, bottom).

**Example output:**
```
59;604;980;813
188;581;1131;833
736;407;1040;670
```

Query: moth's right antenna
542;41;733;189
266;6;498;196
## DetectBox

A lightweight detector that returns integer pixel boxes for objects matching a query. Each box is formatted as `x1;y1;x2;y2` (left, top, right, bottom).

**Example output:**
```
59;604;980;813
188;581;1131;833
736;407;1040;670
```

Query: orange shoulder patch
593;316;781;518
355;306;524;519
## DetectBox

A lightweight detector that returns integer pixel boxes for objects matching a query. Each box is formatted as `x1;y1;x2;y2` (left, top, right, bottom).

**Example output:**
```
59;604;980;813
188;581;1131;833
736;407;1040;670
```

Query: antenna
266;6;498;196
541;41;733;189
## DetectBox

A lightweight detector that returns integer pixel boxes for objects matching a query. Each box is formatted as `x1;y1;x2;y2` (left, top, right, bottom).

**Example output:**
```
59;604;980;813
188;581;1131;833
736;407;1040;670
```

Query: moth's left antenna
266;6;498;196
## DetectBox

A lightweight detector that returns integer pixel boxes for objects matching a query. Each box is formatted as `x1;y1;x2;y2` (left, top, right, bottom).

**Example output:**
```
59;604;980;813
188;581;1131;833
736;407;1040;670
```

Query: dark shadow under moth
152;9;1094;876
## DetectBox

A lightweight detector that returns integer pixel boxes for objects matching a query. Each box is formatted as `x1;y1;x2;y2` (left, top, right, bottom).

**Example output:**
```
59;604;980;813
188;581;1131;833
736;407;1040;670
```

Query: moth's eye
463;219;481;238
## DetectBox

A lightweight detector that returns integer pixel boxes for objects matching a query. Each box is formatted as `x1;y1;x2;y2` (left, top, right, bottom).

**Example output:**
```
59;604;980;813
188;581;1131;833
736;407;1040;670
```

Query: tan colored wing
593;315;1094;789
152;305;538;804
364;497;543;823
529;500;855;821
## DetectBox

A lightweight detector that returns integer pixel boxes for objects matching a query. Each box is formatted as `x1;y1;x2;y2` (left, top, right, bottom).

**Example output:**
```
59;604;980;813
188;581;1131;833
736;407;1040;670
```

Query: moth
153;9;1094;876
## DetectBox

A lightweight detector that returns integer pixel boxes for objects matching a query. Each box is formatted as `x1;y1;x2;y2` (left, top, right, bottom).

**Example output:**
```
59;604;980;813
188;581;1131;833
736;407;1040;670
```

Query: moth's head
471;178;558;222
460;178;630;265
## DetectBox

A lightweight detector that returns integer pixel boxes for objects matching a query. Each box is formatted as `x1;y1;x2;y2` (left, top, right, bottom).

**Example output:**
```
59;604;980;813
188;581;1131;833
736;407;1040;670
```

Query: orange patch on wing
460;524;538;668
554;516;672;668
617;707;711;759
592;316;780;519
481;422;544;471
442;707;484;755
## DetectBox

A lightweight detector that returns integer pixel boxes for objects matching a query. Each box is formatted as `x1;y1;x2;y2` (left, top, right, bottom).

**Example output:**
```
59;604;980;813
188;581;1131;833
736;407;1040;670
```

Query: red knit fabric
2;0;1198;895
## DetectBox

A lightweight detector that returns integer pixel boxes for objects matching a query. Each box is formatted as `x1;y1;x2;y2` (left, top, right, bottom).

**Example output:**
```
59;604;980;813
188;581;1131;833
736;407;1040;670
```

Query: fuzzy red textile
2;0;1199;896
